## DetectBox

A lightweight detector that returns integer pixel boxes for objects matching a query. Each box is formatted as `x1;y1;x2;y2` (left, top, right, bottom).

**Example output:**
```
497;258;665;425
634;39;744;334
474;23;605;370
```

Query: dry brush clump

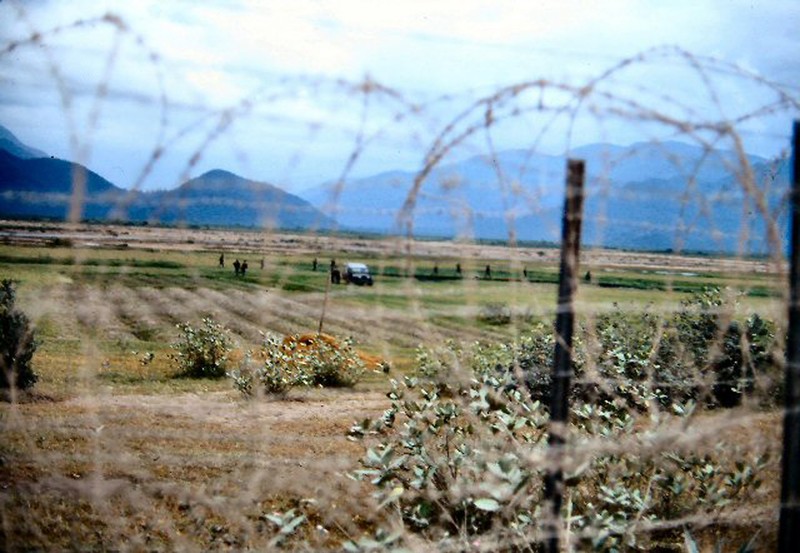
230;333;367;396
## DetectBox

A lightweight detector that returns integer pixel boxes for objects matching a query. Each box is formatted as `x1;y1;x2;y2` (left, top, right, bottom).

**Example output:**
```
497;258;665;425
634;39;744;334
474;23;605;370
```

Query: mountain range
303;142;790;253
0;126;334;231
0;124;790;253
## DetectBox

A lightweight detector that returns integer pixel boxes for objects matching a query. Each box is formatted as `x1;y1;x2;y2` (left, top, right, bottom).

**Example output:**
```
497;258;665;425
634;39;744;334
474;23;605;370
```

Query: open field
0;221;790;550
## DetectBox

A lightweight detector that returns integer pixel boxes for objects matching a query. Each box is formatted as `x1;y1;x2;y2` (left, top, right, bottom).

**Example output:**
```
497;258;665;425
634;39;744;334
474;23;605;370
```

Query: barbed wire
1;6;799;551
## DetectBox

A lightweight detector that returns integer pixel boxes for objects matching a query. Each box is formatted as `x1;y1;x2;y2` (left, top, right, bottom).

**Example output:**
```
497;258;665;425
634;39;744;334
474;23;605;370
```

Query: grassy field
0;223;789;550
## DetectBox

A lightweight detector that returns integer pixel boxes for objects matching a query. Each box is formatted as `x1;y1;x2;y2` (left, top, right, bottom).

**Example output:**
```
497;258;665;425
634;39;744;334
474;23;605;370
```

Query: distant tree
0;279;38;390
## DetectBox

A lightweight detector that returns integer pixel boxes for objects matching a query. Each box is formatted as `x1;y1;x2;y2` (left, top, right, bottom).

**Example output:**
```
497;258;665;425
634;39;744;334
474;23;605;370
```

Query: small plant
230;337;302;396
477;302;512;325
305;335;365;388
169;317;233;378
0;279;38;391
262;508;307;547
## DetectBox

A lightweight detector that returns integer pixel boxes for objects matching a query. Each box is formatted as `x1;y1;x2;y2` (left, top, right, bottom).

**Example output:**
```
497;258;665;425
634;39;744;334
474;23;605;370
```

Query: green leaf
683;528;700;553
474;498;501;512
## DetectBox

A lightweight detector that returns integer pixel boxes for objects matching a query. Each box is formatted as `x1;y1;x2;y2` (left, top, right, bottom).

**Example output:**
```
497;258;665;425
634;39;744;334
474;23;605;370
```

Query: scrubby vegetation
0;279;38;391
348;288;781;550
0;237;786;550
169;317;234;378
419;288;781;411
350;374;771;550
230;333;366;396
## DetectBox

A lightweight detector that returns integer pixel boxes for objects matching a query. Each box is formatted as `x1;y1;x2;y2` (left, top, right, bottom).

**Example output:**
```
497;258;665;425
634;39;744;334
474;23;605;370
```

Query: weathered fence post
543;158;585;553
779;120;800;552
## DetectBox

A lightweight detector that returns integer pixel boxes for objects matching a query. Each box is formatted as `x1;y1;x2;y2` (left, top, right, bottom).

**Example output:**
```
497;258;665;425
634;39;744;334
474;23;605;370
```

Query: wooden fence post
779;120;800;551
543;158;585;553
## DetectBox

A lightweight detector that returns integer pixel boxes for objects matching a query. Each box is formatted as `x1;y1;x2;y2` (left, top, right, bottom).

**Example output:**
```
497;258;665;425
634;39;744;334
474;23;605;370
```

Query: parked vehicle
344;262;373;286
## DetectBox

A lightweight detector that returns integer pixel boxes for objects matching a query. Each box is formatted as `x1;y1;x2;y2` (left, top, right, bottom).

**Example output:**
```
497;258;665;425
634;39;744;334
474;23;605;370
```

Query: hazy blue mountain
0;124;48;159
302;141;788;253
582;162;790;252
152;169;335;230
0;149;125;220
0;145;334;230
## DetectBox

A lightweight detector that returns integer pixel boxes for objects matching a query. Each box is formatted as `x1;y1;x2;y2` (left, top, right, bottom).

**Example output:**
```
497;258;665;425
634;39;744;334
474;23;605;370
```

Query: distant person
433;264;439;276
584;270;592;283
219;253;225;268
233;259;241;276
260;258;265;270
484;264;492;279
456;263;462;275
330;259;340;284
241;260;248;276
523;267;528;279
312;257;318;271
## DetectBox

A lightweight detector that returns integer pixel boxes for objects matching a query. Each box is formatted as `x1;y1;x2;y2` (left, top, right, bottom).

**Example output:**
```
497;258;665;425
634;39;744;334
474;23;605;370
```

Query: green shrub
416;288;781;414
0;279;38;391
305;336;365;388
349;287;780;549
229;336;306;396
169;317;233;378
350;359;771;550
658;288;780;408
231;333;365;397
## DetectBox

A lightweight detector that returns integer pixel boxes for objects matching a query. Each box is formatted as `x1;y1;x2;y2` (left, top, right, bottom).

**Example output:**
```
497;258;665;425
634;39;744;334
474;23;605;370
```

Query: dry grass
1;388;390;550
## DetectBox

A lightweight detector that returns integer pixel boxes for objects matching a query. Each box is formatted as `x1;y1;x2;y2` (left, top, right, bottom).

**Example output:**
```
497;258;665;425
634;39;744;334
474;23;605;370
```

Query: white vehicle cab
344;262;373;285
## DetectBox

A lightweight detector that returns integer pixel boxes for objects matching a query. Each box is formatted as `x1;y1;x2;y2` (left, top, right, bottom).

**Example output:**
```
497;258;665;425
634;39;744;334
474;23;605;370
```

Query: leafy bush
0;279;38;390
657;288;780;408
418;288;780;415
348;287;780;549
169;317;233;378
230;333;365;396
350;363;771;549
304;335;365;387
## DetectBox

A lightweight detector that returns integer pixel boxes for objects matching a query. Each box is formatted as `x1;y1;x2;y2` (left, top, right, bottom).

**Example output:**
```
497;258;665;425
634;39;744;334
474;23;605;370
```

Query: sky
0;0;798;192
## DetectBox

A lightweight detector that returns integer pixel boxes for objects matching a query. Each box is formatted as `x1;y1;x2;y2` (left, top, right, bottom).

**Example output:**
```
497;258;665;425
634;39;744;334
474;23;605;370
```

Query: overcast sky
1;0;798;192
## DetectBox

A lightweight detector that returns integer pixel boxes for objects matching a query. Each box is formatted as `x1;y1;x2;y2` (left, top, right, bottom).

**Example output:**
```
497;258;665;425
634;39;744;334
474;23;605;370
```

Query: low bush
477;302;512;326
230;333;365;396
169;317;233;378
350;359;771;550
0;279;38;391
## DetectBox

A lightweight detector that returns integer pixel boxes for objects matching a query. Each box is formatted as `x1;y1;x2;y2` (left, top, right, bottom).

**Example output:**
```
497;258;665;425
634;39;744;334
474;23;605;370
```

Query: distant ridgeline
302;142;790;254
0;125;335;231
0;123;790;253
